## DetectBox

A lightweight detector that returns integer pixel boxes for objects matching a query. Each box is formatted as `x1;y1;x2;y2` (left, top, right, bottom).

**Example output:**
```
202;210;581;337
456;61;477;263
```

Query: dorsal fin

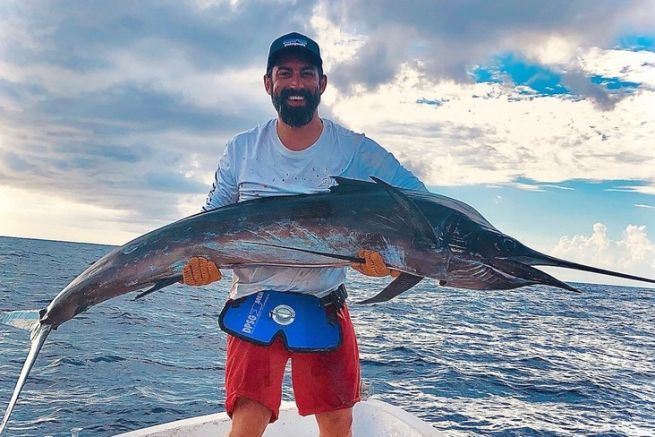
370;176;440;249
329;177;379;193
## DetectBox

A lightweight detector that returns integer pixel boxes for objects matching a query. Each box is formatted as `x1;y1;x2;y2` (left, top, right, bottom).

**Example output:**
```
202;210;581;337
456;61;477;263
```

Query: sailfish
2;177;654;433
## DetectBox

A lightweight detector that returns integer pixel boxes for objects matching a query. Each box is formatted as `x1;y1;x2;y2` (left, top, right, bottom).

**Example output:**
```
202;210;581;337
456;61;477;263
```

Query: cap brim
267;46;322;70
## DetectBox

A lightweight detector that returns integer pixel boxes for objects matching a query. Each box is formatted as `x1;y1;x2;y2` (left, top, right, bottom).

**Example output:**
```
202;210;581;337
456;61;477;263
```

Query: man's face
265;54;327;127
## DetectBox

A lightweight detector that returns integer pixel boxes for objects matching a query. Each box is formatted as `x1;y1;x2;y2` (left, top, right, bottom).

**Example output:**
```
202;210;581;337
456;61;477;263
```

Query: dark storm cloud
0;0;321;225
3;0;317;72
324;0;654;93
34;84;250;133
561;70;620;111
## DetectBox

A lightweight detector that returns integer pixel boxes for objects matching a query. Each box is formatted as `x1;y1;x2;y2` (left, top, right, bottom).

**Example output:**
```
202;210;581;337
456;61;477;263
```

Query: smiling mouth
287;95;305;103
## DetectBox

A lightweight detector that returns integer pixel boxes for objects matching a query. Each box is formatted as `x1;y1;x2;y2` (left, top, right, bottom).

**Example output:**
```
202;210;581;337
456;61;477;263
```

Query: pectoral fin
358;273;424;304
133;276;183;300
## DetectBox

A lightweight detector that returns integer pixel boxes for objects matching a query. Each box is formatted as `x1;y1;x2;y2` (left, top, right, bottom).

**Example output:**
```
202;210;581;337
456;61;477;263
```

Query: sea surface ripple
0;236;653;436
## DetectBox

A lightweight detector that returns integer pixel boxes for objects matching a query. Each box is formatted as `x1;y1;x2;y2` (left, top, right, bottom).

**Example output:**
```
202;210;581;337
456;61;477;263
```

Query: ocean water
0;235;653;436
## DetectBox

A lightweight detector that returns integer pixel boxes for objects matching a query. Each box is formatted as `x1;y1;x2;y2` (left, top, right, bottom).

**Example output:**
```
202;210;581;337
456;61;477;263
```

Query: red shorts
224;304;360;422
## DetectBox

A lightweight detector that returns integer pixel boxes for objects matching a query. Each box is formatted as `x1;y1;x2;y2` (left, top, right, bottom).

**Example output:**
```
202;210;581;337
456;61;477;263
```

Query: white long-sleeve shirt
205;118;427;299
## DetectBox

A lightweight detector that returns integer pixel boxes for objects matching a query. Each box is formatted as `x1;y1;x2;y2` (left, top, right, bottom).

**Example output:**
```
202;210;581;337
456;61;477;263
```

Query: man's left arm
183;141;239;286
350;138;428;192
346;137;428;277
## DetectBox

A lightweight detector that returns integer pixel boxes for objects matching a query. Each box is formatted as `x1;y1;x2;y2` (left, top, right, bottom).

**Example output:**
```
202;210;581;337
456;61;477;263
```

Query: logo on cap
282;38;307;48
267;32;322;71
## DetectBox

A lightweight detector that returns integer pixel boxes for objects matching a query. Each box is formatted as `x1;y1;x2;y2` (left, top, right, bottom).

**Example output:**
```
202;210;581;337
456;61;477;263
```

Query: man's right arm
203;142;239;211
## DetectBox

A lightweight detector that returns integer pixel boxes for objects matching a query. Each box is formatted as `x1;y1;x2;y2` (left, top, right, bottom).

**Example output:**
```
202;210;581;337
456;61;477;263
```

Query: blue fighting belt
218;288;345;352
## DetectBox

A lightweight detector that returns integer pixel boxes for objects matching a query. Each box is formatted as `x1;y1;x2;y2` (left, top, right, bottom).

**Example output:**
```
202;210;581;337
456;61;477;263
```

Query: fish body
2;177;654;433
39;177;462;326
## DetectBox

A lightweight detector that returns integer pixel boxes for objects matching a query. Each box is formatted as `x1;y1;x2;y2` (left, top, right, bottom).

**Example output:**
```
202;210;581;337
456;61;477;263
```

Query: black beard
272;88;321;127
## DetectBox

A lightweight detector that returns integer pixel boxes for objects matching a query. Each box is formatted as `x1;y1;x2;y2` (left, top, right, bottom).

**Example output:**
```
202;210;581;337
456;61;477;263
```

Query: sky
1;0;654;286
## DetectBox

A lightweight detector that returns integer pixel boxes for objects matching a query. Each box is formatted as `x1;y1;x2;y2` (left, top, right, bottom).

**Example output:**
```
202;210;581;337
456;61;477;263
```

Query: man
183;32;426;437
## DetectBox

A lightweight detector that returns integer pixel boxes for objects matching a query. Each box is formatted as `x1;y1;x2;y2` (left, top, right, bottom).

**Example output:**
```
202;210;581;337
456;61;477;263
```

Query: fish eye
502;238;516;250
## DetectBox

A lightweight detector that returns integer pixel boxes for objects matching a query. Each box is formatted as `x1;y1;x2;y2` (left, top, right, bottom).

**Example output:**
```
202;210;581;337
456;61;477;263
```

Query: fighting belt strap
218;289;345;352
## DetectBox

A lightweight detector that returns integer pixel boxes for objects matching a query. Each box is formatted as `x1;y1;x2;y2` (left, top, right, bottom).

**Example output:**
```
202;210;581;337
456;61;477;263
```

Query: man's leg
224;336;289;435
229;397;272;437
292;305;360;434
315;407;353;437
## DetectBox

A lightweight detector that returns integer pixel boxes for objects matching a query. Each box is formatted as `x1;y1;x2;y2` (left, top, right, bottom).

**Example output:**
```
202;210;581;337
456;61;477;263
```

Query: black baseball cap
267;32;323;72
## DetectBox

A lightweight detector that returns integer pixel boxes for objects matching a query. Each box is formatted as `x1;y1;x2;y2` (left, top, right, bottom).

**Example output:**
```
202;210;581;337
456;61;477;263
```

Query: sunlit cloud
324;57;655;189
607;186;655;195
0;186;132;245
549;223;655;284
541;184;575;191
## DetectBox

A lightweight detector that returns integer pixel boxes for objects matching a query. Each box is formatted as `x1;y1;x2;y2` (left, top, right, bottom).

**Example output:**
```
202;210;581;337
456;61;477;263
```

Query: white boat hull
114;398;443;436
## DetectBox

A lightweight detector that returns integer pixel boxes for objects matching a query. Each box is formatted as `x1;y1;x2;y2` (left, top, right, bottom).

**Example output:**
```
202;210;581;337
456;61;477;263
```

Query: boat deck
114;398;443;436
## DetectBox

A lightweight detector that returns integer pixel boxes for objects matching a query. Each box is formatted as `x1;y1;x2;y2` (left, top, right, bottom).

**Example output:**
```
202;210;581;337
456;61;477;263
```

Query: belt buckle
331;286;346;308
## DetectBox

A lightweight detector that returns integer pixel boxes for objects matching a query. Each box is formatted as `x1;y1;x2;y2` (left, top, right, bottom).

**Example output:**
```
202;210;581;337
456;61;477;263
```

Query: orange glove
181;257;222;286
351;250;401;278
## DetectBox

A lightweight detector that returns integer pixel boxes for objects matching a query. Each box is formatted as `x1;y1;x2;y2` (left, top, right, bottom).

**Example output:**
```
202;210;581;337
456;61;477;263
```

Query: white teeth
289;96;304;100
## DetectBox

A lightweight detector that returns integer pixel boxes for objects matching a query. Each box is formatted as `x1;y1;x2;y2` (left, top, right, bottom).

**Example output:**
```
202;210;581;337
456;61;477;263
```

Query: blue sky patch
474;54;569;95
590;75;640;90
471;67;503;84
474;53;643;96
429;178;655;251
616;34;655;52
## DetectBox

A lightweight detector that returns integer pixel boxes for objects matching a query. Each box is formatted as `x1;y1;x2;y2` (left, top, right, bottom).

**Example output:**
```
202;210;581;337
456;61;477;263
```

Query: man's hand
351;250;400;278
181;256;222;286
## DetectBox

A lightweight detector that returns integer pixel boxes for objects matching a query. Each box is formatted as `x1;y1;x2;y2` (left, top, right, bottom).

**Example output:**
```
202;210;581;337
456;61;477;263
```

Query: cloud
315;0;655;89
0;0;317;74
0;0;307;226
541;184;574;191
511;183;545;192
324;52;655;190
0;1;654;244
0;185;138;244
550;223;655;285
607;185;655;196
312;1;655;114
560;68;620;111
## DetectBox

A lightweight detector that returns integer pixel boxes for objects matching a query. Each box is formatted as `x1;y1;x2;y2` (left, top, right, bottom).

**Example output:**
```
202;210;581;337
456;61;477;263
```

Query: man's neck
276;114;323;151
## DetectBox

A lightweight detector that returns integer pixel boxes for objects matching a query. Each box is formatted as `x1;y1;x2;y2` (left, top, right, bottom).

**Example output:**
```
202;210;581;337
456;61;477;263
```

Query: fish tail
0;311;52;435
0;310;41;331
